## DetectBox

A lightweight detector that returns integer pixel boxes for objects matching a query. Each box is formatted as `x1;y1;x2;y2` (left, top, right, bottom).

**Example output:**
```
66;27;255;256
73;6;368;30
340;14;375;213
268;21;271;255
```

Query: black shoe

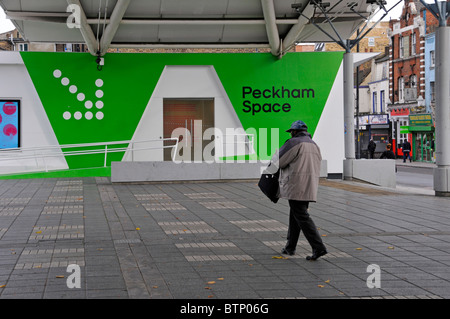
281;248;295;256
306;250;327;261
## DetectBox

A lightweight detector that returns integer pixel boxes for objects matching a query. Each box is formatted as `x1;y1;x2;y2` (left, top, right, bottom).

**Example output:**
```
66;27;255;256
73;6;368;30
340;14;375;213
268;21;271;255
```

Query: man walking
402;140;412;163
273;120;327;261
368;139;376;159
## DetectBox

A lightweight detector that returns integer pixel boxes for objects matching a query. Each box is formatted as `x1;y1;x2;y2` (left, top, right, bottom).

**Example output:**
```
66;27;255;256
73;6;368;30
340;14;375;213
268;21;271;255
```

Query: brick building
388;0;426;157
388;0;449;162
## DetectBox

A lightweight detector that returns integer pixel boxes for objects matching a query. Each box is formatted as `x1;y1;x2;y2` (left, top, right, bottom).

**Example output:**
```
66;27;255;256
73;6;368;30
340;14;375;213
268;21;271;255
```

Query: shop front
355;114;390;158
408;114;435;163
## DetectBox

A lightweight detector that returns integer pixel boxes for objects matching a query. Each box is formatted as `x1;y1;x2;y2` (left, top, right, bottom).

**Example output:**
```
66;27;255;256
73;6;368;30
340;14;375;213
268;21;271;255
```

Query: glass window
431;81;435;101
398;77;404;101
18;43;28;51
0;100;20;149
373;92;378;113
399;36;404;58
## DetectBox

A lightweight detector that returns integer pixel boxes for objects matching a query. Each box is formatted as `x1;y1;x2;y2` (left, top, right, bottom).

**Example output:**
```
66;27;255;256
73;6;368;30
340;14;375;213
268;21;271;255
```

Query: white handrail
0;138;179;174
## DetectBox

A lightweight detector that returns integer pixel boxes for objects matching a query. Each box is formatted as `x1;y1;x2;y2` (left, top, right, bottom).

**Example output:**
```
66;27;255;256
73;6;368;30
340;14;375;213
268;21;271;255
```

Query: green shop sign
409;114;433;126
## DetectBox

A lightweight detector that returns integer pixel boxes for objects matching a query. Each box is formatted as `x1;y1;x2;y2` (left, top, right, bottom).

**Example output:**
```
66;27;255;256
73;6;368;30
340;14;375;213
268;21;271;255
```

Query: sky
0;0;412;35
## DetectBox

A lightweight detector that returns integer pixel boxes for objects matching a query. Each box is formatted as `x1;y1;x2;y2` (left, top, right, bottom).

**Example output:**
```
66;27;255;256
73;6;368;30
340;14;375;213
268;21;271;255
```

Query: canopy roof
1;0;377;57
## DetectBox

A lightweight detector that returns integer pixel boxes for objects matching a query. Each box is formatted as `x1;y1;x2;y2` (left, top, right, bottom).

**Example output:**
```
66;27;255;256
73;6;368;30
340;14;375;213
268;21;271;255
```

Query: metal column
434;25;450;196
343;49;355;180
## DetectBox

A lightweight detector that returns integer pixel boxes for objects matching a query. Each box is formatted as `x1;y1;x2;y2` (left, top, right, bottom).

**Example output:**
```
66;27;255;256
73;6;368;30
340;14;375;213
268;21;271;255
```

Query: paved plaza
0;172;449;300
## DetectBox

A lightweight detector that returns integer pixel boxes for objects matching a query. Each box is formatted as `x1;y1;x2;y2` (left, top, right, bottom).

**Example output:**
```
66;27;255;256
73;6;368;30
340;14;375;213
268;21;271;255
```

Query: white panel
125;65;246;162
0;52;68;174
313;61;344;174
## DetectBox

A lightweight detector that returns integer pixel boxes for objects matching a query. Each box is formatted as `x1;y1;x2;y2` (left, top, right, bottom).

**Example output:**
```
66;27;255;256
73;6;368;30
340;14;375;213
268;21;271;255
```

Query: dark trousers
285;200;326;253
403;151;411;162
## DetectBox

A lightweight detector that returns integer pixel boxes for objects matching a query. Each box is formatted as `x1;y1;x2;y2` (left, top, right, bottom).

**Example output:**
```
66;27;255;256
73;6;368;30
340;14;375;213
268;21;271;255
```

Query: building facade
389;0;450;162
388;0;427;159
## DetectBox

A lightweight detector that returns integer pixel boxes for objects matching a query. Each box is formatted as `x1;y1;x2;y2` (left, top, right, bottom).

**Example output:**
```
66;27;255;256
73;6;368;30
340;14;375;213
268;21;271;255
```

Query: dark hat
286;120;308;132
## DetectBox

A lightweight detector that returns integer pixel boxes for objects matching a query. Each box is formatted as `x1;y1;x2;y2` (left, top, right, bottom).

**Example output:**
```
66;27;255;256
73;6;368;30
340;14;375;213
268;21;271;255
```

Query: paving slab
0;176;449;303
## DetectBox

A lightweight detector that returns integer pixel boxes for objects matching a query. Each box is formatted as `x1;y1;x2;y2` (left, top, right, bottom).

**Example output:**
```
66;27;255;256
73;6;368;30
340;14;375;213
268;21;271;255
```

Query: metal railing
0;138;179;175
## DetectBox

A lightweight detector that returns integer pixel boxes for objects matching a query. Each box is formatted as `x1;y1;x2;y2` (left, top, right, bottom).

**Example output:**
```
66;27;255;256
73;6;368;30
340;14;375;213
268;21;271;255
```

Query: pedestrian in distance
380;143;395;159
368;139;376;159
269;120;327;261
402;140;412;163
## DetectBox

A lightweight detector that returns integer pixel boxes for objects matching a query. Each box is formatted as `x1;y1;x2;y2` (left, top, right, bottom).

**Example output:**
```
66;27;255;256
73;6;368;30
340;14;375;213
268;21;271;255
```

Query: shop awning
401;126;435;134
0;0;376;57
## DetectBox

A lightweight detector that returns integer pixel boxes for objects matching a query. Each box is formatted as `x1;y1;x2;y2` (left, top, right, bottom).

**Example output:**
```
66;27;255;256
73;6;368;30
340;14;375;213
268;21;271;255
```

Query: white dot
96;111;104;120
61;77;70;86
53;70;62;78
95;101;104;109
85;111;93;120
85;101;93;109
69;85;77;93
95;79;104;87
77;93;85;101
95;90;104;98
63;111;71;120
74;111;82;120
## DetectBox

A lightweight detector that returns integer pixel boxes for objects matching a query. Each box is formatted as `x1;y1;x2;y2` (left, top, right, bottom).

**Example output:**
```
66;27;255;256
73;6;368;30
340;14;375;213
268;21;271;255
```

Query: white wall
124;65;247;162
313;61;344;175
0;52;67;174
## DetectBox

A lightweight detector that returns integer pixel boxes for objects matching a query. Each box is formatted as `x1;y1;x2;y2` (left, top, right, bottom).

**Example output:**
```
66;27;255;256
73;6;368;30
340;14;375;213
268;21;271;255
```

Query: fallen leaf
152;286;158;289
217;278;224;281
271;256;287;259
204;287;212;290
321;234;327;237
136;227;140;230
55;275;65;278
208;295;214;298
356;248;363;250
207;281;216;285
0;285;5;288
388;246;394;249
325;280;330;283
318;285;325;288
36;231;42;234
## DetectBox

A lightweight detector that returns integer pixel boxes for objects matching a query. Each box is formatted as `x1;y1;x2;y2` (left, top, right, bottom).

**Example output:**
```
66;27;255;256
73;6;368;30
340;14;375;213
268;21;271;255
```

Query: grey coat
273;131;322;202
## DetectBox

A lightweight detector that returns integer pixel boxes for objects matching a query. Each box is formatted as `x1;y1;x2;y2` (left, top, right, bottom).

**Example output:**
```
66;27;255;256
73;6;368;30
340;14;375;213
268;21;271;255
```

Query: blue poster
0;101;19;149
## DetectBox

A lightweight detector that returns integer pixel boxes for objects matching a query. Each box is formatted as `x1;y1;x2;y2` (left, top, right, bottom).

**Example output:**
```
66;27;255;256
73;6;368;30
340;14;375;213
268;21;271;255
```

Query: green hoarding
20;51;343;171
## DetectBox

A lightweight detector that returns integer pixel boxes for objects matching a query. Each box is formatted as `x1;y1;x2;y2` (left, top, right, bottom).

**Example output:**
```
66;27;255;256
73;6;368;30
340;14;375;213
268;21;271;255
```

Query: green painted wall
20;51;343;173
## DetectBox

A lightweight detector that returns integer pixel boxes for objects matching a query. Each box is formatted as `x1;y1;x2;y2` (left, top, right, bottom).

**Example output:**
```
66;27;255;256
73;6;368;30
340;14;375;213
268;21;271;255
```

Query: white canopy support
261;0;280;57
281;3;315;55
99;0;131;56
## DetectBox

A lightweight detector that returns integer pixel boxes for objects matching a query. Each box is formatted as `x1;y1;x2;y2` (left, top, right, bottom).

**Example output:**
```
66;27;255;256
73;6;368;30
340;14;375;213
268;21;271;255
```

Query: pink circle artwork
3;102;17;115
3;124;17;137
